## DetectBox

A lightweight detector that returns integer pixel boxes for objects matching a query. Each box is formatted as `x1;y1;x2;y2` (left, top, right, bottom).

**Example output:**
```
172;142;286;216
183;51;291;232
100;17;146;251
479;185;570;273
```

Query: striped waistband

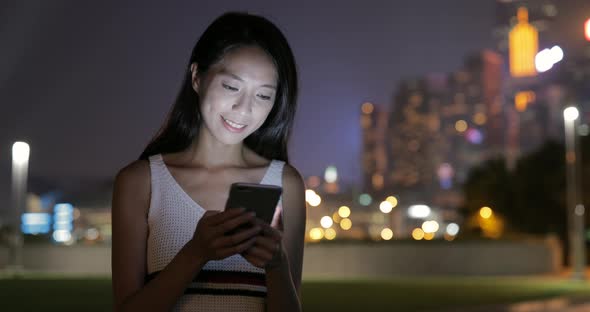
146;269;267;298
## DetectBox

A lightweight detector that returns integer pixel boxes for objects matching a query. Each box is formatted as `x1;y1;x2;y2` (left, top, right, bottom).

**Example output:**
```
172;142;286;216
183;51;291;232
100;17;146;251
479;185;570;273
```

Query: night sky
2;0;586;196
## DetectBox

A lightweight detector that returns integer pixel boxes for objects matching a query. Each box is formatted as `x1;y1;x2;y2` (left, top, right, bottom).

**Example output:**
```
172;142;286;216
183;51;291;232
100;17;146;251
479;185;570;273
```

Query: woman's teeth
223;117;246;129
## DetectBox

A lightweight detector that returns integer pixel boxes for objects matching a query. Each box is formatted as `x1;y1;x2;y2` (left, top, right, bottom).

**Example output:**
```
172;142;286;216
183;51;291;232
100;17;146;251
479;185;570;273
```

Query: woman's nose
231;94;252;113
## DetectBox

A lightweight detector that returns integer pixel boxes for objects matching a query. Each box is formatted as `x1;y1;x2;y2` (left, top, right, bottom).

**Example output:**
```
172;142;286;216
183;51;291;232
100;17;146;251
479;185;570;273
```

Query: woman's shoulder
281;163;304;195
111;159;152;219
114;159;151;192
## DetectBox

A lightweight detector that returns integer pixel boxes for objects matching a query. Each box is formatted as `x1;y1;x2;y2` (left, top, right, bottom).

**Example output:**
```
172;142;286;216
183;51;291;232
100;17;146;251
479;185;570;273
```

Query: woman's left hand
241;218;284;269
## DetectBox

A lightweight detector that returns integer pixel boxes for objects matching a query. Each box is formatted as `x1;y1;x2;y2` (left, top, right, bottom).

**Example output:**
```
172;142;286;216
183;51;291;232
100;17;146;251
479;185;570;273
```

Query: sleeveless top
145;154;285;312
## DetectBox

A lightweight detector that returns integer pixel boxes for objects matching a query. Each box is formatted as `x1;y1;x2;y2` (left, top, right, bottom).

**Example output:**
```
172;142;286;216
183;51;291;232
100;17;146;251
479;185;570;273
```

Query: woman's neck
183;129;248;169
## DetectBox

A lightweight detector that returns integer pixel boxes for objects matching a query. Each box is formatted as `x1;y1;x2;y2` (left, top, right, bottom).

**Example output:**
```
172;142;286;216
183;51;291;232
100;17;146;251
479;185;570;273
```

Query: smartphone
224;182;282;234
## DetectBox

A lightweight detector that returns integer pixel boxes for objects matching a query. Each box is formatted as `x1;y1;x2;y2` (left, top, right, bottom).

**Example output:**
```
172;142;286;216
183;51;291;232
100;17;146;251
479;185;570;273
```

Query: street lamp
10;141;30;272
563;107;586;280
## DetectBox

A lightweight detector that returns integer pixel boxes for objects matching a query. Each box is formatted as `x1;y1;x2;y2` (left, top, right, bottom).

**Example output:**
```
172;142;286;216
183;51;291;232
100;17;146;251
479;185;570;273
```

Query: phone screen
224;182;282;234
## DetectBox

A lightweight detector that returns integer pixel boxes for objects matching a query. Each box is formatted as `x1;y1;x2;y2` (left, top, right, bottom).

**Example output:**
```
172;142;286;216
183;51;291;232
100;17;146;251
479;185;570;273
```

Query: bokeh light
422;220;440;233
479;207;493;219
340;218;352;230
324;166;338;183
455;120;468;132
338;206;351;218
332;212;341;224
386;196;398;207
408;205;431;218
379;201;393;213
381;228;394;240
359;193;372;206
446;223;460;236
320;216;334;228
306;189;322;207
412;228;425;240
324;228;337;240
309;228;324;240
473;112;487;125
361;102;374;114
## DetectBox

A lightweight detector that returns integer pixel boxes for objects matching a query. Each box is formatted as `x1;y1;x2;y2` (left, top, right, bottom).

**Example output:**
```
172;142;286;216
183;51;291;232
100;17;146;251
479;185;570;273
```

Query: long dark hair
139;12;298;162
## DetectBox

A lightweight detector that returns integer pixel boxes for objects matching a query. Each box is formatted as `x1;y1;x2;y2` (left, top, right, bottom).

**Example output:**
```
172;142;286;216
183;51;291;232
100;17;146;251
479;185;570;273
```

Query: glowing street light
10;141;30;272
564;107;580;122
563;106;585;280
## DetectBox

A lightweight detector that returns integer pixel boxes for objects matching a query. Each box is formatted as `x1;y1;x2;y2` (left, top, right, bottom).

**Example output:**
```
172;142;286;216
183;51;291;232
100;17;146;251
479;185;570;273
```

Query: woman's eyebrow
219;69;276;90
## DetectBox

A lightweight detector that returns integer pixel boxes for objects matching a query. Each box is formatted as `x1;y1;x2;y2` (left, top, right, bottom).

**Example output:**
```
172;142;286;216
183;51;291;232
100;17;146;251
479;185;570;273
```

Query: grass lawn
0;273;589;311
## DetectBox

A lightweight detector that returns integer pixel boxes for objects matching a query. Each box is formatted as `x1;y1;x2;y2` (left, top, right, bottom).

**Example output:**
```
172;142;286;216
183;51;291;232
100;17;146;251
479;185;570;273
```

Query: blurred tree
461;136;590;263
512;141;566;236
461;157;515;234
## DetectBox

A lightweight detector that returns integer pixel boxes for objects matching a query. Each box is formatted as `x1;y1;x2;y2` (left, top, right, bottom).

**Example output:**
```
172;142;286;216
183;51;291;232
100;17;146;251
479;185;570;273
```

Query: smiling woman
194;46;279;143
111;12;305;312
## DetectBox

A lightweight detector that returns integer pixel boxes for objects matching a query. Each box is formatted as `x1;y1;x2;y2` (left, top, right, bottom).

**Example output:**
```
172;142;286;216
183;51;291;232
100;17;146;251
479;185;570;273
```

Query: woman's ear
190;62;200;93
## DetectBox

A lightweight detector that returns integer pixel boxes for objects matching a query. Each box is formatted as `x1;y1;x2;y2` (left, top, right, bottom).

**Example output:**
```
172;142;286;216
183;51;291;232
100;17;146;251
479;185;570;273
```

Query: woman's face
193;45;278;145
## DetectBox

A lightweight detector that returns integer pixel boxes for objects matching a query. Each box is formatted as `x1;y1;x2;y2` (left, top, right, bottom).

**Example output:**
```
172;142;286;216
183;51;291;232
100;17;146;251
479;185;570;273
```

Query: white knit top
146;153;285;312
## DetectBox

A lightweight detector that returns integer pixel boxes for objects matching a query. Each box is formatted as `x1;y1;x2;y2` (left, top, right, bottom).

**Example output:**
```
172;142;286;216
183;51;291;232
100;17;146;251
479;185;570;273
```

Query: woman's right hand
189;208;261;263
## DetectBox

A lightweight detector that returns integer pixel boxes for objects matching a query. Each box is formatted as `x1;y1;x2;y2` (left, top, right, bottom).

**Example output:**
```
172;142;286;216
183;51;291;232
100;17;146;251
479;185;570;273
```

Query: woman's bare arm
111;160;208;311
265;164;306;312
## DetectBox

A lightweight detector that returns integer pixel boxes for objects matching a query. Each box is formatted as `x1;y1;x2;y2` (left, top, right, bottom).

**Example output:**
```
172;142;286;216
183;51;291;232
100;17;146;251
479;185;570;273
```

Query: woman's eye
257;94;272;101
222;83;238;91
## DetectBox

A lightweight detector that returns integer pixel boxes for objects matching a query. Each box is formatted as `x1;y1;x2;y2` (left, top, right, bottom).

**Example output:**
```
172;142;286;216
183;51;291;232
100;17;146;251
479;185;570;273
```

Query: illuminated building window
455;120;468;133
372;173;384;189
361;115;371;128
361;102;374;114
473;112;487;125
509;7;538;77
409;94;423;106
542;4;557;17
514;91;536;112
307;176;321;188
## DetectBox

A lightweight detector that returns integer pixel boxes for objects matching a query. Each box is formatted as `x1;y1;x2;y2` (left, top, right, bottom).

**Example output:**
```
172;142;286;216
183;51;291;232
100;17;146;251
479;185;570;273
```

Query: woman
111;12;305;311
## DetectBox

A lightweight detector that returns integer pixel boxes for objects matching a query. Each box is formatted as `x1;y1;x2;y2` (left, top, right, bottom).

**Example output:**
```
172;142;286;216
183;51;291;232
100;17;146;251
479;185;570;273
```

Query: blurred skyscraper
381;50;502;214
495;1;590;167
494;0;558;55
361;2;590;225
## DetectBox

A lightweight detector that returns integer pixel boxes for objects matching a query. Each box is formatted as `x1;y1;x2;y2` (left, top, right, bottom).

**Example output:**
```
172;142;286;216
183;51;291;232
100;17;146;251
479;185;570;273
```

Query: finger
207;208;247;225
211;225;261;248
218;236;257;258
243;246;273;261
213;212;256;236
242;253;266;268
199;210;221;224
251;235;279;254
255;220;282;241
